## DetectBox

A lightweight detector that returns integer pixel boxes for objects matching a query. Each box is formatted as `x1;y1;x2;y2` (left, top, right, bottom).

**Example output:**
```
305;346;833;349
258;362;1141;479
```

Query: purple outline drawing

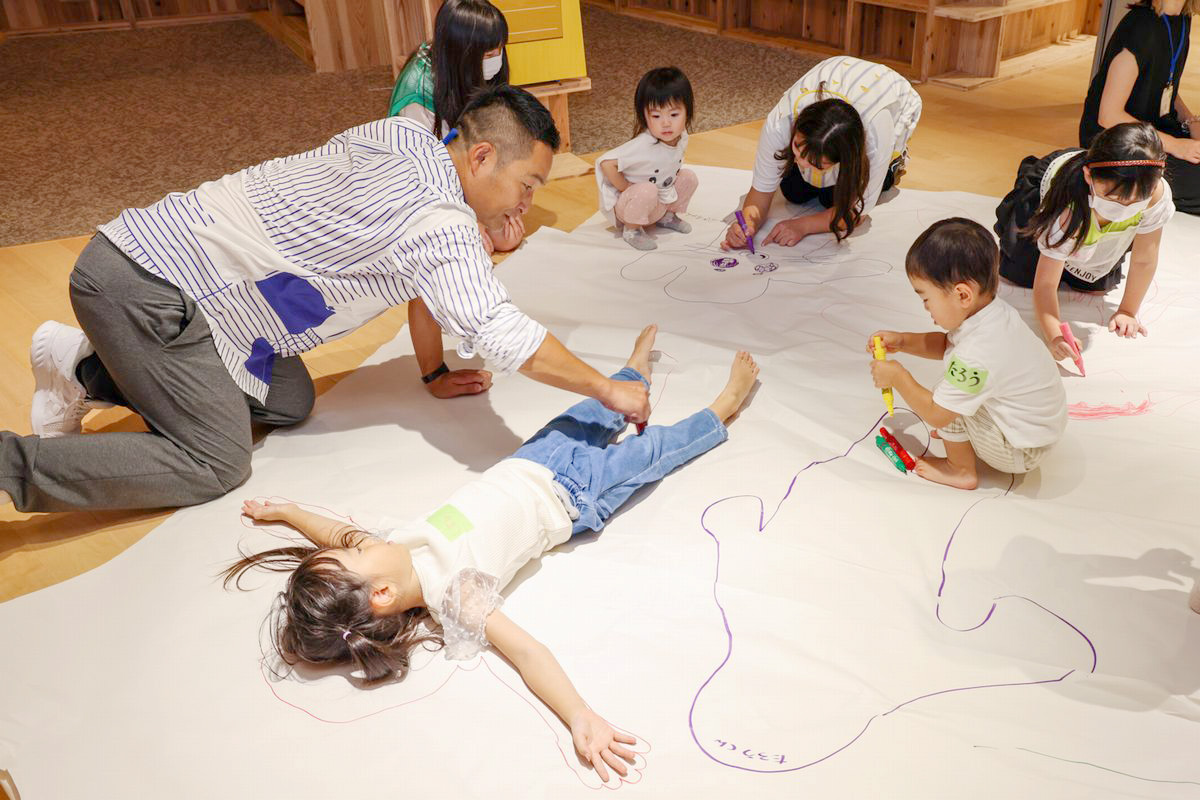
686;411;1099;774
619;227;893;305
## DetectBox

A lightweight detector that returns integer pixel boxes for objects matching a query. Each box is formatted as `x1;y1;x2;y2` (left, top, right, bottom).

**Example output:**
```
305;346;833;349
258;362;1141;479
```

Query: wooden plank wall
383;0;437;75
303;0;390;71
1;0;264;30
749;0;846;46
135;0;265;17
2;0;127;28
999;0;1088;59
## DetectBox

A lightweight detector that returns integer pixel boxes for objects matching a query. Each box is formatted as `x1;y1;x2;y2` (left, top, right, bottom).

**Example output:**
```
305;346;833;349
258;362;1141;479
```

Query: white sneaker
30;321;96;437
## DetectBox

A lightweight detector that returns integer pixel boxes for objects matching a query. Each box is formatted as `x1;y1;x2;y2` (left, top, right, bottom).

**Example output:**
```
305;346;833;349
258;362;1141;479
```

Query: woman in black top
1080;0;1200;213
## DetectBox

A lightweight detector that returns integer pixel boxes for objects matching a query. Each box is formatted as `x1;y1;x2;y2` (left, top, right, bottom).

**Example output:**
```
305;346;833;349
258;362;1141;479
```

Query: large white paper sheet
1;166;1197;799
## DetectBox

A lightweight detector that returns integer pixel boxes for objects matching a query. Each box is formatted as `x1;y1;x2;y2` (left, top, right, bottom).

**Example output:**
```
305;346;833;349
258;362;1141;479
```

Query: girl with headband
994;122;1174;363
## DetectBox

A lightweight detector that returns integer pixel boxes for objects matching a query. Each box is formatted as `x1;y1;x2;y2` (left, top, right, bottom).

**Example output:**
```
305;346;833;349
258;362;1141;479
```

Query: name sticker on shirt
427;504;474;542
945;356;988;394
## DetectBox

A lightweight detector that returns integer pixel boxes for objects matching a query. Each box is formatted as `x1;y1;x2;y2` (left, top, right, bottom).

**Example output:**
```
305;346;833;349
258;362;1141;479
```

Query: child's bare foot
626;324;657;377
709;351;759;422
914;455;978;490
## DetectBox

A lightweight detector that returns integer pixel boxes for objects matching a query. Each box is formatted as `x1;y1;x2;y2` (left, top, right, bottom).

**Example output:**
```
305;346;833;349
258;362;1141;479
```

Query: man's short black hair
456;85;560;161
905;217;999;296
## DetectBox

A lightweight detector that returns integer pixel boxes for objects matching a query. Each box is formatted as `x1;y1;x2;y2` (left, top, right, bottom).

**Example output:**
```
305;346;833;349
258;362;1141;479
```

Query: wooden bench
927;0;1093;86
588;0;1099;89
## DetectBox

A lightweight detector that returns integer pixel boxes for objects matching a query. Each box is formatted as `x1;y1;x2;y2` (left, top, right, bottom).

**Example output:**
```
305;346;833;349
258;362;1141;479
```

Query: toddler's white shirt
932;298;1067;449
596;130;689;217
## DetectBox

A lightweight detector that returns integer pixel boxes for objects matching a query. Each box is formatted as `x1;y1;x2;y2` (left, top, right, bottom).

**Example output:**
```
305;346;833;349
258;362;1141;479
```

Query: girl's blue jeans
510;367;728;534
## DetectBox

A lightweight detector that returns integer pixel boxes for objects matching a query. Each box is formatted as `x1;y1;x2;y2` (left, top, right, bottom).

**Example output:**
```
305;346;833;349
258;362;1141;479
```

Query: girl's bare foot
709;351;759;423
626;324;657;377
913;455;978;490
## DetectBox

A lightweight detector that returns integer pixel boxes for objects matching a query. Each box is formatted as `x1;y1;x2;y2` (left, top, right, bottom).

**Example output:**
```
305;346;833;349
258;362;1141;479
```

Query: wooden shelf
721;25;845;56
611;3;718;32
934;0;1073;22
929;32;1092;89
852;0;932;13
588;0;1098;88
0;0;263;34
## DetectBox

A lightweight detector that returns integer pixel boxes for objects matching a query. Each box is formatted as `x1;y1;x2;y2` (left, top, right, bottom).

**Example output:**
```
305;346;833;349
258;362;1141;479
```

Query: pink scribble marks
1068;399;1154;420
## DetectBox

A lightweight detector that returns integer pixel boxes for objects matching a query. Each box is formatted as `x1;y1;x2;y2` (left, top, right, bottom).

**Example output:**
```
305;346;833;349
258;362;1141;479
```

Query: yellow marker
873;336;894;417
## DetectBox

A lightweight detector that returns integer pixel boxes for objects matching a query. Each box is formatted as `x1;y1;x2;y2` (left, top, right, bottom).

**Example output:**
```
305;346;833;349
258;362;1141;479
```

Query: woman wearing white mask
388;0;524;252
993;122;1173;362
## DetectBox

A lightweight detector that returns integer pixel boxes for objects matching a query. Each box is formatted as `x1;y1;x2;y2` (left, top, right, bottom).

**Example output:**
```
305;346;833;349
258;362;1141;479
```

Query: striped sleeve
394;212;546;374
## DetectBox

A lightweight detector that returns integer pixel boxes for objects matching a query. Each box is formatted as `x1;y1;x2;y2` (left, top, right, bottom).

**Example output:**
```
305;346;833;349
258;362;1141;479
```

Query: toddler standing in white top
224;326;760;780
868;219;1067;490
596;67;698;250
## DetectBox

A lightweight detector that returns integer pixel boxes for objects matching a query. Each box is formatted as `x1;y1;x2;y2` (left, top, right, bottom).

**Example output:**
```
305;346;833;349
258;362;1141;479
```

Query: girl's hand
870;359;907;388
866;330;904;355
761;217;810;247
241;499;295;522
569;708;637;782
1048;336;1077;362
1108;311;1147;338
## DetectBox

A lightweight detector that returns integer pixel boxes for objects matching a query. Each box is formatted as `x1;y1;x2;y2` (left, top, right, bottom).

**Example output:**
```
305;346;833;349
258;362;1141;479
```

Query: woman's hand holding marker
722;206;760;250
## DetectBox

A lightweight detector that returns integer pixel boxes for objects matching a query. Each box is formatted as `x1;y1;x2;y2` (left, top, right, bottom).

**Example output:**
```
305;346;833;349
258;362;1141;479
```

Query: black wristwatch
421;362;450;384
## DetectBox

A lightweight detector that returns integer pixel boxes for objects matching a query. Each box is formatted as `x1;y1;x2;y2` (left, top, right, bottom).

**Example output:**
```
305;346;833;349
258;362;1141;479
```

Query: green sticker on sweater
427;504;473;542
945;355;988;394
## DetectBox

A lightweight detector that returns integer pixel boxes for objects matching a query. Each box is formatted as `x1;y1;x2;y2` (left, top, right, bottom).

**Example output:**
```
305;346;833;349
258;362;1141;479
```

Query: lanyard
1163;14;1186;84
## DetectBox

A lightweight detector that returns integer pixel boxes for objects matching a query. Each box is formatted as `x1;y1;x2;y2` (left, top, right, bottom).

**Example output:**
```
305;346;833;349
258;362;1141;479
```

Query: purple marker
734;210;755;254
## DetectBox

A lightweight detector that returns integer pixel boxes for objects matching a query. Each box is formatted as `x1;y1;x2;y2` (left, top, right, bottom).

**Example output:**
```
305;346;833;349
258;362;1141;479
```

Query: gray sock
622;226;657;251
656;212;692;234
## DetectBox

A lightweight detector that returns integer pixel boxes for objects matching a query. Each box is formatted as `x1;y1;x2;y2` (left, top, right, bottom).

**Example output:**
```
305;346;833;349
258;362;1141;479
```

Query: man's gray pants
0;234;314;512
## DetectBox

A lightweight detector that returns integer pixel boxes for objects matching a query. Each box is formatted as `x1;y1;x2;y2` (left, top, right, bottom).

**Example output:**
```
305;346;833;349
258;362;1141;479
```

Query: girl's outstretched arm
484;610;637;781
241;499;367;548
1112;227;1161;338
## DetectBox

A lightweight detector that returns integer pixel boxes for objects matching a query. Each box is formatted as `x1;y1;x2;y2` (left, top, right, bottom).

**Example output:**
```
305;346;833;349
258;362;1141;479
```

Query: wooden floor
3;34;1198;601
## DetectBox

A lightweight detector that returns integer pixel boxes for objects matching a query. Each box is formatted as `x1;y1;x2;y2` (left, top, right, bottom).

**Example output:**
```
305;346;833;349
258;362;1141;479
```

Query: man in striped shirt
0;87;650;513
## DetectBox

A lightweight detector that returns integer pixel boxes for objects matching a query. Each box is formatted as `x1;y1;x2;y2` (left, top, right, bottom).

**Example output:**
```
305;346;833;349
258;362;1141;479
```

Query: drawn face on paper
621;230;892;305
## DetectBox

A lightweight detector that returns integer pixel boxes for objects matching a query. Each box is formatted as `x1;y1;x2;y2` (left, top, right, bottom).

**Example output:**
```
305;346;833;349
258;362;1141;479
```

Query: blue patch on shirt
256;273;334;335
245;338;276;384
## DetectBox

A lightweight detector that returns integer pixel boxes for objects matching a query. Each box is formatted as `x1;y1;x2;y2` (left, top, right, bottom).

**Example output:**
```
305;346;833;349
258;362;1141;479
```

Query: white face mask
482;54;503;81
1088;191;1150;222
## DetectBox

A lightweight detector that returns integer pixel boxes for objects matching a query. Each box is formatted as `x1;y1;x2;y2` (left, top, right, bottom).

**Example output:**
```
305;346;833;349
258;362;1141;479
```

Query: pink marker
1059;322;1086;377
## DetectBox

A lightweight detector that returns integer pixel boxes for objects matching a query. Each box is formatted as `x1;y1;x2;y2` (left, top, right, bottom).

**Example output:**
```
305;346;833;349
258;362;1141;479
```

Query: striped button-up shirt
99;117;546;402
